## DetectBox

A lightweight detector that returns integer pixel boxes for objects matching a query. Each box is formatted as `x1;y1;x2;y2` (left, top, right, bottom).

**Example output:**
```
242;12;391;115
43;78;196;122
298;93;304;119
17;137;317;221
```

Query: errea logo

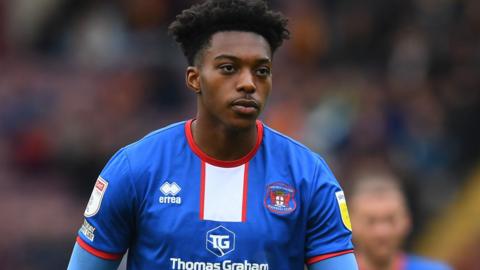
159;181;182;204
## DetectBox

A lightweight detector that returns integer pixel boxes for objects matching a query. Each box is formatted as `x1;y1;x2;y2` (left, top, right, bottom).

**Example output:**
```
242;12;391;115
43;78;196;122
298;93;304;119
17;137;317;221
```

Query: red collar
185;119;263;168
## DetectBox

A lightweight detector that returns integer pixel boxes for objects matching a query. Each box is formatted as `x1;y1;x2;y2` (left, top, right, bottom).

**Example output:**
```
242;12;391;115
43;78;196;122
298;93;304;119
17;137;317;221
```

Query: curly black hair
168;0;290;65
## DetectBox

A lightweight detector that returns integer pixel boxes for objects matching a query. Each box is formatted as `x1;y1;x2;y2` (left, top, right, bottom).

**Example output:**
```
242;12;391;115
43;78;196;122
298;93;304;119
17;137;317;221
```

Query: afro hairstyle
168;0;290;65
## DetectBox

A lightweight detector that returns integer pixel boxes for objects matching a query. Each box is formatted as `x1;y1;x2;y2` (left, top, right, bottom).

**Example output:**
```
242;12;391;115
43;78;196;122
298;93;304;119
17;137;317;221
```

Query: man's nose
372;222;393;238
236;69;256;93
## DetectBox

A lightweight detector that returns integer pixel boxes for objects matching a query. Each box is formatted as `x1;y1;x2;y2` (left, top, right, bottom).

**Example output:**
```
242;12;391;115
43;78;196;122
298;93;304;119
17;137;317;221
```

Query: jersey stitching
306;157;322;218
121;149;139;242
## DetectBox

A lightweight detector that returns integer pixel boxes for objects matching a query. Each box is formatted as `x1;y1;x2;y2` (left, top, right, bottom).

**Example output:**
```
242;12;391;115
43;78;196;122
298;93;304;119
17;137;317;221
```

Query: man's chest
133;160;306;259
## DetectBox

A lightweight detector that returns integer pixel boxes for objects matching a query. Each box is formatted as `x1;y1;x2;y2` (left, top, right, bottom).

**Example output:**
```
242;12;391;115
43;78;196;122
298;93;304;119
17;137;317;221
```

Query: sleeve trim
76;236;124;261
306;249;354;265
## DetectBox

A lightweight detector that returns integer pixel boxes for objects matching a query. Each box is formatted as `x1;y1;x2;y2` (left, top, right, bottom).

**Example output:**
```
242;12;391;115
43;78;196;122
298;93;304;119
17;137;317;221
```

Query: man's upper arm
305;157;356;267
67;243;121;270
75;149;135;260
308;253;358;270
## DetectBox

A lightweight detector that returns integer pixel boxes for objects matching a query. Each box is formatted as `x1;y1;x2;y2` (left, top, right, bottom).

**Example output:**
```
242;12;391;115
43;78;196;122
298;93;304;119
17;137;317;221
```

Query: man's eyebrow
214;54;271;63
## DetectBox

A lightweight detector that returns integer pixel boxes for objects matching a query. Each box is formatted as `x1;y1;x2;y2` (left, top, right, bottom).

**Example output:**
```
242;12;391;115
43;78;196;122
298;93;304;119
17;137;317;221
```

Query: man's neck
191;117;257;161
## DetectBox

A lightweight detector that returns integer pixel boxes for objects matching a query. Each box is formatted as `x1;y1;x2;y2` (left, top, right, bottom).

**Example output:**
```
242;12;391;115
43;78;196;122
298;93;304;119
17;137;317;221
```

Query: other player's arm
308;253;358;270
67;243;121;270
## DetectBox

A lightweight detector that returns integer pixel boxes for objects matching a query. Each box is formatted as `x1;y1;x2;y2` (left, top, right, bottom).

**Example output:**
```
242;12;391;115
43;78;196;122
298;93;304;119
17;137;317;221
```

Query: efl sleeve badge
335;190;352;231
84;177;109;217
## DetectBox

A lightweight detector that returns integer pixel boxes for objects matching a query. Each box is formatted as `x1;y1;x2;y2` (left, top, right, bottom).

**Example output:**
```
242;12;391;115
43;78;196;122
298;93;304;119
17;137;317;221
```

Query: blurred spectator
0;1;6;54
348;170;452;270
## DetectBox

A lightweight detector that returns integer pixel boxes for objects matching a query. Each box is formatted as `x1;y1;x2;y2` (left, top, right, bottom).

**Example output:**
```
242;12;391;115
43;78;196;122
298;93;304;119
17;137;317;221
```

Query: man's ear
186;66;201;94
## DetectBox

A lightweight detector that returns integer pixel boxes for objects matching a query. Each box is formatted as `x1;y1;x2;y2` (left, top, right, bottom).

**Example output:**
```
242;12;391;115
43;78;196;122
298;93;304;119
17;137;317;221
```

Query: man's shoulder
117;121;187;166
406;254;452;270
262;124;323;161
125;121;186;150
262;124;342;189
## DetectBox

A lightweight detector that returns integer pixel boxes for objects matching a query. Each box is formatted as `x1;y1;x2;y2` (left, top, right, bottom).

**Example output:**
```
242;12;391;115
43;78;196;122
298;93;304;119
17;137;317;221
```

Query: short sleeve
77;149;136;260
305;158;354;265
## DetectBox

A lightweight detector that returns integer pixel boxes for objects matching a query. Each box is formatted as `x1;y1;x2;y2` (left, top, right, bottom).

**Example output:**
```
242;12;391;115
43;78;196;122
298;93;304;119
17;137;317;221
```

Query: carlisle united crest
264;182;296;215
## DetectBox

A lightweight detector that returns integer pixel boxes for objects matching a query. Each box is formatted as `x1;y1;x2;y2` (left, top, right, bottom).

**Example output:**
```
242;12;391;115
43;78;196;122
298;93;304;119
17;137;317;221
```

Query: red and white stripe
185;119;263;223
199;162;249;222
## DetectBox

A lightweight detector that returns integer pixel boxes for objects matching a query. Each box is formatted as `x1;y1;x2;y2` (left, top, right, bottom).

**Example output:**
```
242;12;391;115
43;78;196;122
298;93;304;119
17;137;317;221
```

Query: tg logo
206;226;235;257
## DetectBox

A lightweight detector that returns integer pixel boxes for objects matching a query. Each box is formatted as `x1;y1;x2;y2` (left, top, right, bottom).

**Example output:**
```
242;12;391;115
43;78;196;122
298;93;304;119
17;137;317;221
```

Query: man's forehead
205;31;272;59
351;193;407;215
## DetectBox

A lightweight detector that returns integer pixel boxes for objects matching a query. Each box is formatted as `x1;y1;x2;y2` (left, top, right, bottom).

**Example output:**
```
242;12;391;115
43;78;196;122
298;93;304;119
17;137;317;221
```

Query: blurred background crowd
0;0;479;269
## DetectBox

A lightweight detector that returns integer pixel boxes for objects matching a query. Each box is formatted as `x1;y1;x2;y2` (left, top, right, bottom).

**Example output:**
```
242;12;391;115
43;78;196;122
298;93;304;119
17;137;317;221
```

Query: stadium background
0;0;479;269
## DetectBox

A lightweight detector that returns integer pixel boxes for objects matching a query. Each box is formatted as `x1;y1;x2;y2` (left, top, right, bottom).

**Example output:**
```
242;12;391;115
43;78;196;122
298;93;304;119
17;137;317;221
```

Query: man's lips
231;99;259;114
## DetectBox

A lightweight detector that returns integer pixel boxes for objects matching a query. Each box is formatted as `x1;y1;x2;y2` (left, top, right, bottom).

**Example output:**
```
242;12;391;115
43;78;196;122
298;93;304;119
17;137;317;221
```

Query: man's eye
256;67;271;77
219;64;235;73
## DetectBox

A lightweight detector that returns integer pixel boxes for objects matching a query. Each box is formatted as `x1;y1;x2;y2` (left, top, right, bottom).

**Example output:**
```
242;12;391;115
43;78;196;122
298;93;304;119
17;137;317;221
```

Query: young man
67;1;357;269
349;172;452;270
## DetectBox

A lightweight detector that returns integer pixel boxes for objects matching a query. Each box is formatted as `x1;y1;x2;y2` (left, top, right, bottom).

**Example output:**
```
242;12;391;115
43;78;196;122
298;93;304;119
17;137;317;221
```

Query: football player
67;1;357;269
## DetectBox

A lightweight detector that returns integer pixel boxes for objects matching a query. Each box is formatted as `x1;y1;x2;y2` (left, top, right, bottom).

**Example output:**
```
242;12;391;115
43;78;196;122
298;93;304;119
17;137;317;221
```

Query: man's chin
227;116;258;130
367;248;398;264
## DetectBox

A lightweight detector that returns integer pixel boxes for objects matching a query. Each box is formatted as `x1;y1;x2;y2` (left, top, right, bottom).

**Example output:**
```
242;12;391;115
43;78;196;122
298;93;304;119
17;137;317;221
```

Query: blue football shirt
77;120;354;269
404;254;452;270
358;254;452;270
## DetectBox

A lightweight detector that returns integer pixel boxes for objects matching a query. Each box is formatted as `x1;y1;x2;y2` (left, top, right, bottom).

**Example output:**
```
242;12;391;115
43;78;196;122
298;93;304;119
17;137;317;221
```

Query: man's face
190;31;272;129
350;191;411;263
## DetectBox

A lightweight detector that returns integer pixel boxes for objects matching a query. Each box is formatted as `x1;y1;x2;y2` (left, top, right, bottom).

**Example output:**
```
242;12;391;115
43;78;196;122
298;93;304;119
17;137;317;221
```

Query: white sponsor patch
80;219;96;241
84;177;108;217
